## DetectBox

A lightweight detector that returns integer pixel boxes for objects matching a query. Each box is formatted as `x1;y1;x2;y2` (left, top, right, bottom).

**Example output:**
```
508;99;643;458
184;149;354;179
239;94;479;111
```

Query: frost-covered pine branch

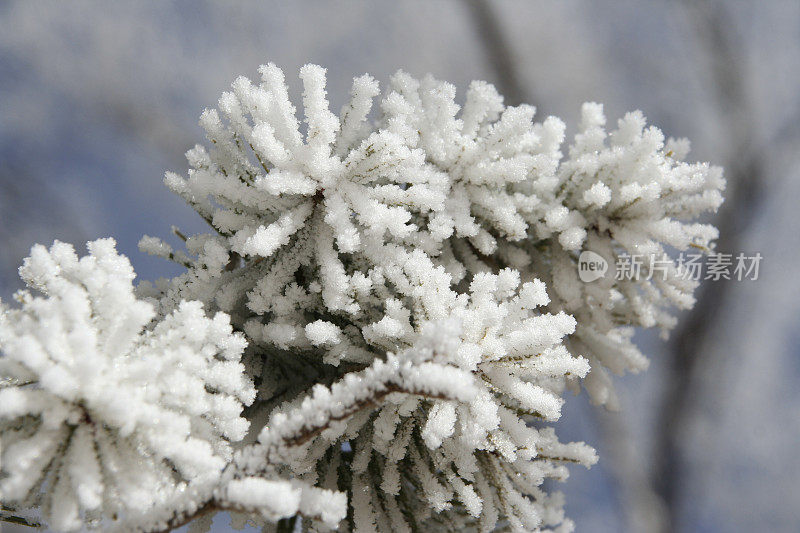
1;63;723;532
0;240;255;531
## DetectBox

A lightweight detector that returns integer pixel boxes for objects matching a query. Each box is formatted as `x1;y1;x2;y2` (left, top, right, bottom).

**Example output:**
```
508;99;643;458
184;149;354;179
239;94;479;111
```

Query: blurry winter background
1;1;798;531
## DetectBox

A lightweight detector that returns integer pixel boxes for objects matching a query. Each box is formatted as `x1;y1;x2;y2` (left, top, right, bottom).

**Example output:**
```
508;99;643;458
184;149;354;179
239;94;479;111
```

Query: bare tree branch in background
652;1;767;530
461;0;532;108
598;410;670;533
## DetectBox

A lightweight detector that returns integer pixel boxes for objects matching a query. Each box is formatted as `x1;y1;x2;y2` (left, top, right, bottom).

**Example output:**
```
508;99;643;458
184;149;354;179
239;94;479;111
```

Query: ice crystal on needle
2;63;723;532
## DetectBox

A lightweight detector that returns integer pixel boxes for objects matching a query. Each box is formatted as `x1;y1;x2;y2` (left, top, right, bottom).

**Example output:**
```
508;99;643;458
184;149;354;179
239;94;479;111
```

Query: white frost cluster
0;240;255;531
2;63;722;532
235;270;596;531
532;104;725;407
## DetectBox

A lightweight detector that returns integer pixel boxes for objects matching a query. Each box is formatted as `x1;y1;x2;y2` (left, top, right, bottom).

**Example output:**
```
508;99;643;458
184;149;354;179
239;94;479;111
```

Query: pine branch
1;508;42;528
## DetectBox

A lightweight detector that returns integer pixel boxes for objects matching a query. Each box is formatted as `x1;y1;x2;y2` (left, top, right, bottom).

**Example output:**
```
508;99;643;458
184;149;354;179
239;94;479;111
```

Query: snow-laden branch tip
0;240;254;531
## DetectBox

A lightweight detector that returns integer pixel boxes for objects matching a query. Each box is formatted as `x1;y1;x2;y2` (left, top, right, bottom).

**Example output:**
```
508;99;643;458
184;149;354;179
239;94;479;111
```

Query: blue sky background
1;1;799;531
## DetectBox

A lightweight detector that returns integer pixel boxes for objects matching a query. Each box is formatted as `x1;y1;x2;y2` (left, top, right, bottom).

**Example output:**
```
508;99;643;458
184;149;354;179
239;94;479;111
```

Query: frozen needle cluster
0;239;254;531
1;64;723;532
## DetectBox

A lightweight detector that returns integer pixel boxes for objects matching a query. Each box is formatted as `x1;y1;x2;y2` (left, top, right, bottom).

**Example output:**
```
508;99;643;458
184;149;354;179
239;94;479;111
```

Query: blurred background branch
461;0;532;108
654;2;766;530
